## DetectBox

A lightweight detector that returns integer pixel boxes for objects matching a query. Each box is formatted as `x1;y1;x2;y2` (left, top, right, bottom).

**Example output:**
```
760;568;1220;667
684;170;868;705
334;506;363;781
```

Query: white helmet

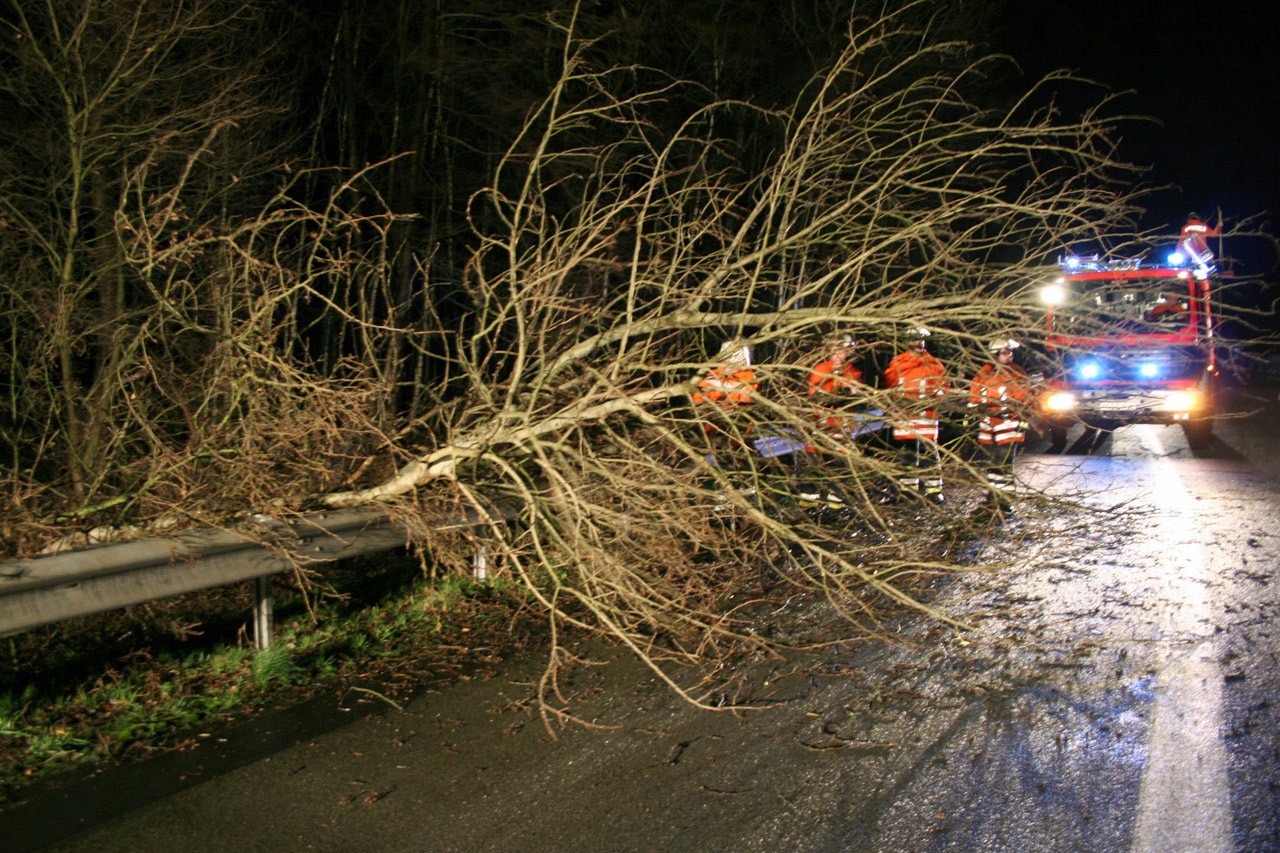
718;340;752;366
988;338;1020;353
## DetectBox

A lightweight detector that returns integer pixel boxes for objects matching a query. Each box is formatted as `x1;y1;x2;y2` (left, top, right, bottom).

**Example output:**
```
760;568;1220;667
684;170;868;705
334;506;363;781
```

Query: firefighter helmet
988;338;1020;353
718;340;753;366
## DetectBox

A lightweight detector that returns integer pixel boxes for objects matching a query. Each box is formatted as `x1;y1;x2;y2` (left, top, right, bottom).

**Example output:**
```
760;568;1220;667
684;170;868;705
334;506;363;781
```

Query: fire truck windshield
1050;277;1195;335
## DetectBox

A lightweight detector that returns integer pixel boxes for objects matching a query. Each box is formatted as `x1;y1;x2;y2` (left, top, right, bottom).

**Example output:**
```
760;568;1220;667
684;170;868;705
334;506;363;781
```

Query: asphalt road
9;381;1280;853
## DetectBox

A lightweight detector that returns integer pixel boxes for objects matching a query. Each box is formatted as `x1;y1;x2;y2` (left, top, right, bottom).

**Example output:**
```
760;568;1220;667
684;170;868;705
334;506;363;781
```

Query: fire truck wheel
1047;424;1070;452
1183;417;1214;449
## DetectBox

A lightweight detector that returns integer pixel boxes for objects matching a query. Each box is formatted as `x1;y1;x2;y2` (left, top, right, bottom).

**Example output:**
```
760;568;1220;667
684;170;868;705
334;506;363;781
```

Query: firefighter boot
922;478;945;505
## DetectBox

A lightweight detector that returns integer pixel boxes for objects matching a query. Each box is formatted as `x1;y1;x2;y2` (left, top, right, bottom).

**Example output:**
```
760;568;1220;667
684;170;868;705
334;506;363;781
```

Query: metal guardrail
5;499;514;645
0;507;502;649
0;508;406;646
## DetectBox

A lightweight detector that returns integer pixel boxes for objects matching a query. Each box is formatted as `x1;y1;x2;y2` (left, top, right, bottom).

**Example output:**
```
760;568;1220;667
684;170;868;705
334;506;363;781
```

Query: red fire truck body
1039;256;1219;446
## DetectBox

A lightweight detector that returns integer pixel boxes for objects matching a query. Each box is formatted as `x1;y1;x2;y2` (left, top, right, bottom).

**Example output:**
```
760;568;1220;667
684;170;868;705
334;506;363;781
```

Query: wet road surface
6;382;1280;852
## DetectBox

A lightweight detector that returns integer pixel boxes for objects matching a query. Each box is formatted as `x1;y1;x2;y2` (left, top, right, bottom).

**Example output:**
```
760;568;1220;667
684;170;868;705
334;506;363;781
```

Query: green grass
0;567;530;799
251;646;301;688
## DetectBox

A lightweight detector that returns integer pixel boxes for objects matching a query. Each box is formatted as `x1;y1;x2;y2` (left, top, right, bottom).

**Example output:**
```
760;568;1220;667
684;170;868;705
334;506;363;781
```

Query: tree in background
0;0;408;548
0;1;282;497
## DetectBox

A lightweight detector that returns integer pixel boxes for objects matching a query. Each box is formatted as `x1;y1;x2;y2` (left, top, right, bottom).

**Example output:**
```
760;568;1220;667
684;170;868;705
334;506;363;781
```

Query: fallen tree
313;8;1147;710
4;3;1163;714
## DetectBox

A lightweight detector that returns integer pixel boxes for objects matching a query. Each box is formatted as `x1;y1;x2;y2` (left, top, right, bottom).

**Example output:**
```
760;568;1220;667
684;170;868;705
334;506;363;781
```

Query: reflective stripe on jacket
969;363;1029;445
884;350;947;440
893;417;940;441
693;367;757;408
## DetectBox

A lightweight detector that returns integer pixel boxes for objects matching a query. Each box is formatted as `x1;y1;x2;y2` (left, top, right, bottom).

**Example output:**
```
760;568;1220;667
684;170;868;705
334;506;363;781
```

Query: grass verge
0;555;536;803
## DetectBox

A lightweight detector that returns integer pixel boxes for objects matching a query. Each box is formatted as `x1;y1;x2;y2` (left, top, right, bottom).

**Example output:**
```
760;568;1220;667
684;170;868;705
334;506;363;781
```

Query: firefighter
691;341;759;495
794;334;867;506
692;340;757;412
807;333;864;436
883;327;949;502
1178;212;1220;269
968;338;1031;505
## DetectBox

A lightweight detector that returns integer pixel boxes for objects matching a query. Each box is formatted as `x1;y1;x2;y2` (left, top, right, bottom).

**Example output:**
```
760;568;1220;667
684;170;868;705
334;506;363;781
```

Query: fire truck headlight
1041;283;1067;306
1161;390;1200;413
1078;361;1102;380
1139;362;1161;379
1043;392;1077;412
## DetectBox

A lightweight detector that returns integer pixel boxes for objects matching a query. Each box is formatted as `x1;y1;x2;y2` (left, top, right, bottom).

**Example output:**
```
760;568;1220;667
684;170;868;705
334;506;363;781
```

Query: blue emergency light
1078;361;1102;380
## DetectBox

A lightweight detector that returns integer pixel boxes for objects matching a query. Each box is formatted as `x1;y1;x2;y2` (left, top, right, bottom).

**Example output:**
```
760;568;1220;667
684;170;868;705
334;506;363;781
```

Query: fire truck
1037;224;1221;448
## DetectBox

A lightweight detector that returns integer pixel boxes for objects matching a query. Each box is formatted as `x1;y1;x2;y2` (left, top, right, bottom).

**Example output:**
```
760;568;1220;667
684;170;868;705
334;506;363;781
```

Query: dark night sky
993;0;1280;267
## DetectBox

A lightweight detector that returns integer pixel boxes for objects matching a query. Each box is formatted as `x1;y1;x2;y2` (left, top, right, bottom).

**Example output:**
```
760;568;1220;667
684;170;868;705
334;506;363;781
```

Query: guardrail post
472;548;490;583
252;576;274;650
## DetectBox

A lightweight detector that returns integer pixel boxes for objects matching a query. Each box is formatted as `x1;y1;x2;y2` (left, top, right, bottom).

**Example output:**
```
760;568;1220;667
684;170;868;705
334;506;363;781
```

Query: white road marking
1130;426;1232;853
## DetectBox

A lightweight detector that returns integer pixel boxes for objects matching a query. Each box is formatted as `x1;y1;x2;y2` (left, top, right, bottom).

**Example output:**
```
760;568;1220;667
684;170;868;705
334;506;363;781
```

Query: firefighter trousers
894;437;942;496
974;439;1021;493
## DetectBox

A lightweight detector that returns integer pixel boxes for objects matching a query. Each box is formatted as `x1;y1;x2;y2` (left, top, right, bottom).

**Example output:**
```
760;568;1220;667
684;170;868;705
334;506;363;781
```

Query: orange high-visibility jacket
807;358;863;437
968;363;1030;445
692;366;757;408
807;359;863;396
884;350;947;440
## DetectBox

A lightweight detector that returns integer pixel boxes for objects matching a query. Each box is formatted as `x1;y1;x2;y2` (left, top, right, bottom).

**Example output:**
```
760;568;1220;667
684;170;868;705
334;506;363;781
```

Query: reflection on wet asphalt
993;428;1236;853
